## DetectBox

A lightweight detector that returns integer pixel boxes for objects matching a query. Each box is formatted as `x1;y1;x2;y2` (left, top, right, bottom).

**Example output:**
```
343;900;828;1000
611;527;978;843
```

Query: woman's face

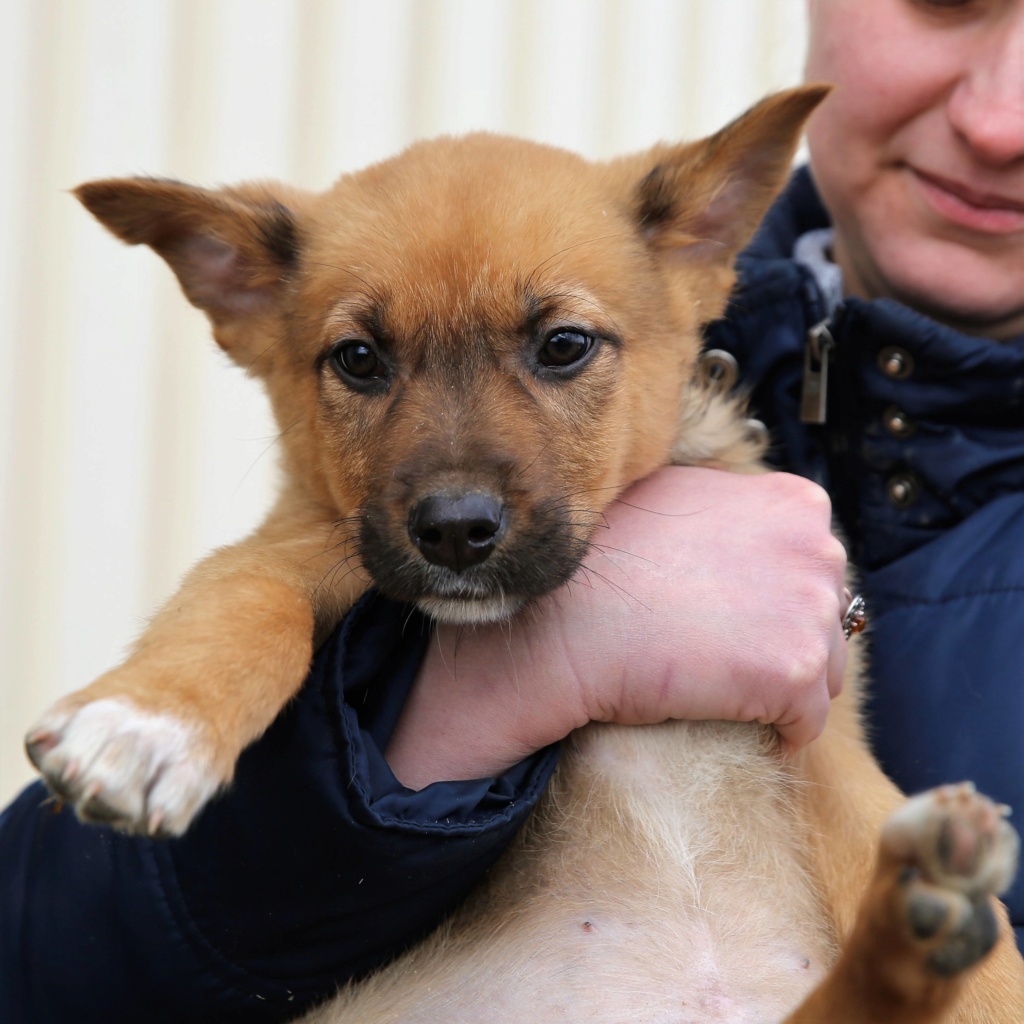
804;0;1024;339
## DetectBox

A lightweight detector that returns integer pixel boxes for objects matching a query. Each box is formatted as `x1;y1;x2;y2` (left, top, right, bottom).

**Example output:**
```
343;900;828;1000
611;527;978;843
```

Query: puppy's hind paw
882;783;1019;976
26;698;227;836
883;783;1019;897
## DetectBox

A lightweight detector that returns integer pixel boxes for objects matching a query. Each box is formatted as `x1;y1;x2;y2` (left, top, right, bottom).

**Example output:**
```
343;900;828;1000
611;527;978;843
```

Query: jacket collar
742;166;1024;428
734;168;1024;568
745;165;831;266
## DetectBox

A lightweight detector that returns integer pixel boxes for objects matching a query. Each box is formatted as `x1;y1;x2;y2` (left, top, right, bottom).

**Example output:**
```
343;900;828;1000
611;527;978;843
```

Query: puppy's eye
328;340;388;390
335;341;380;378
538;330;595;370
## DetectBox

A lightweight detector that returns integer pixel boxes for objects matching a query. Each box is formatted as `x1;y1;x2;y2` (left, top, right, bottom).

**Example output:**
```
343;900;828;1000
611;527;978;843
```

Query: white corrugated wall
0;0;807;806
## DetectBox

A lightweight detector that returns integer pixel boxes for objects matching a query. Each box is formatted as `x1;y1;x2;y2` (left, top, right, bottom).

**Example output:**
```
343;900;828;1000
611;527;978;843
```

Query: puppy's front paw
882;783;1019;976
25;698;227;836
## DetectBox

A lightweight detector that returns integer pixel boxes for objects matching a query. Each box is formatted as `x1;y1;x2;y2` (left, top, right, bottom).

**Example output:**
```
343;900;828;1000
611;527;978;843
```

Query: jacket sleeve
0;593;559;1024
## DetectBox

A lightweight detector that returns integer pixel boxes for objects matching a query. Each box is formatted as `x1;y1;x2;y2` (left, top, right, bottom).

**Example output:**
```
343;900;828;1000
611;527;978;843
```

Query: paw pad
882;783;1018;898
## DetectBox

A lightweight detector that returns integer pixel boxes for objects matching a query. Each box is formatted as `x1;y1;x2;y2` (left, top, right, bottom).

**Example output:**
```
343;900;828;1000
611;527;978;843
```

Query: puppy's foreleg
25;497;362;836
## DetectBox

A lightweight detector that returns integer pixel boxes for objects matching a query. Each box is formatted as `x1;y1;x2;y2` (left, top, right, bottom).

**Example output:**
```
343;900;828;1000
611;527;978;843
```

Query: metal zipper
799;319;835;425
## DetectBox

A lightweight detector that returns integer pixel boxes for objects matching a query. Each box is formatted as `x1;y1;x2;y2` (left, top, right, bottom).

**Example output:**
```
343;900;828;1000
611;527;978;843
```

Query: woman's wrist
383;609;589;790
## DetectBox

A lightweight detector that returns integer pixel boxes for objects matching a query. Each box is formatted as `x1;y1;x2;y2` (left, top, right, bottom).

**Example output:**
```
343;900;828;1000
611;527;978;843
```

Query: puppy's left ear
628;85;829;320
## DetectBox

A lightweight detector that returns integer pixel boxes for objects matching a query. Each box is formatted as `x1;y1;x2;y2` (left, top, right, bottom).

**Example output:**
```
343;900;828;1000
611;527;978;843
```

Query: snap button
886;471;920;508
882;405;915;438
878;346;914;379
698;349;738;392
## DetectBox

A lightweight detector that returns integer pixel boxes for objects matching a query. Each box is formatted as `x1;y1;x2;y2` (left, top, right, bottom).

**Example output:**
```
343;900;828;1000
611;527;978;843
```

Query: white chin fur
417;594;524;624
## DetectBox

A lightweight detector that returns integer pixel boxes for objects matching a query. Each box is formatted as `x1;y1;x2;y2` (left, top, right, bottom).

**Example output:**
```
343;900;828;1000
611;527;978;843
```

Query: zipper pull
800;321;835;424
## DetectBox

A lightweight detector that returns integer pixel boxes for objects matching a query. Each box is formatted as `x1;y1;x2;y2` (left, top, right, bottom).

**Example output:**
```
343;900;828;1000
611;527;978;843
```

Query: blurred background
0;0;808;806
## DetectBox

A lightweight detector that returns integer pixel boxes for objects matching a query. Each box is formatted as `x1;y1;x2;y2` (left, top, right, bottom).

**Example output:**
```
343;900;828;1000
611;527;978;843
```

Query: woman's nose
947;14;1024;166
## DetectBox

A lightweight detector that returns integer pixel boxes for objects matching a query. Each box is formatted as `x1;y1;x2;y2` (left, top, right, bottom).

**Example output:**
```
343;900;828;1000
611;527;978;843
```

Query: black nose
409;492;505;573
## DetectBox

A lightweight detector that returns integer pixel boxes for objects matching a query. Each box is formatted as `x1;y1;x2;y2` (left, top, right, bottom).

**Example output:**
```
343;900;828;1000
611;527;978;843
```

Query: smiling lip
909;167;1024;234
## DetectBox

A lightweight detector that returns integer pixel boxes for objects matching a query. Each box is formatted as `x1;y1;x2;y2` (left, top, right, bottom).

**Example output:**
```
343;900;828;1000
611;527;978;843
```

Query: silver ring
842;592;867;640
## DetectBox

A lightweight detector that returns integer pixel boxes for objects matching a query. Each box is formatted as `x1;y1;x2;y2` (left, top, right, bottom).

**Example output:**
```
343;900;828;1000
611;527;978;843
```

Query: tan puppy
27;88;1024;1021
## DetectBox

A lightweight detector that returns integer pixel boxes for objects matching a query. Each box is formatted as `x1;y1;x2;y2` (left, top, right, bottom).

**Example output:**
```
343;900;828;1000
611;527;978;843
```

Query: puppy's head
76;87;826;623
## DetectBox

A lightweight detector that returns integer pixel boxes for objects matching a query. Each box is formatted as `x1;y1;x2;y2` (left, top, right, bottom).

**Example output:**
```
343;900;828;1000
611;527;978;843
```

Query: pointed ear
630;85;830;318
73;177;304;354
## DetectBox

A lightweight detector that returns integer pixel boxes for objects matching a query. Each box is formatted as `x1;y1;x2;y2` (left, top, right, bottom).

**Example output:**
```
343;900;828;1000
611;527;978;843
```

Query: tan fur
28;88;1024;1019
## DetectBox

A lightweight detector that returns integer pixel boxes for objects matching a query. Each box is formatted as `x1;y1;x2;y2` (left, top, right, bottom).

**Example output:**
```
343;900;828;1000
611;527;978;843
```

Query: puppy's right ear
74;178;304;358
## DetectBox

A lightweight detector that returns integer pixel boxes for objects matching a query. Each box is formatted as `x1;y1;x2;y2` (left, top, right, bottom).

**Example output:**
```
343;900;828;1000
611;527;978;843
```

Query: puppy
27;87;1024;1022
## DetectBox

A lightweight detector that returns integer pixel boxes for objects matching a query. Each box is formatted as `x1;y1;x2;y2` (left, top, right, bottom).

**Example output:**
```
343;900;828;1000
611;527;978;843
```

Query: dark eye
328;340;388;390
538;329;596;370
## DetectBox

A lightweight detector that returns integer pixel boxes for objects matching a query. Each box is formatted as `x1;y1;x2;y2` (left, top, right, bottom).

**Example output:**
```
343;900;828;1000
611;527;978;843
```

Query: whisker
574;563;650;613
569;568;598;591
297;519;361;567
501;611;522;722
303;261;387;303
311;551;368;598
452;624;466;671
233;418;302;498
435;625;456;681
244;334;288;377
514;436;557;480
401;604;420;638
586;542;661;567
525;232;632;285
610;498;709;519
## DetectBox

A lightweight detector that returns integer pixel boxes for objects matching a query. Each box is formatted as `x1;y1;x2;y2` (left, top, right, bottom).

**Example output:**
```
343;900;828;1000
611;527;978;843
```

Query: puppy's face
294;137;697;622
76;88;826;623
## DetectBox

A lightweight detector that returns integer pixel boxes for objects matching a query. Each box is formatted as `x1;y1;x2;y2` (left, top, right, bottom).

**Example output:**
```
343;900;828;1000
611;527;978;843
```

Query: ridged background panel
0;0;807;805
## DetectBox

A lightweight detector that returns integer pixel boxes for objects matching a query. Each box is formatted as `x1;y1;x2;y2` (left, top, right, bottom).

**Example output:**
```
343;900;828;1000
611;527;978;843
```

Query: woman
3;1;1021;1021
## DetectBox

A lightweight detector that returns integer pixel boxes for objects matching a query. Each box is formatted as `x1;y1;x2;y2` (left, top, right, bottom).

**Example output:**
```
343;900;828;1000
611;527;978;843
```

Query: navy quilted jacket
2;169;1021;1022
0;597;559;1022
707;166;1024;943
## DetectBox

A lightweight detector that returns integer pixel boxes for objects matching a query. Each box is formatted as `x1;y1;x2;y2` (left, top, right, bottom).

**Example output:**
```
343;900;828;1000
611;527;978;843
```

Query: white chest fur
320;721;837;1024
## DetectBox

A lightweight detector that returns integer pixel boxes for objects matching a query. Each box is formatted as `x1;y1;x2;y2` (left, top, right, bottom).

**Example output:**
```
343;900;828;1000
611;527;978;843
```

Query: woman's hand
386;466;850;789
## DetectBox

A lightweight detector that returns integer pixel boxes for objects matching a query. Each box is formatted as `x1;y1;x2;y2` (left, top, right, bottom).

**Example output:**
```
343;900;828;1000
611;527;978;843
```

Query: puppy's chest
517;723;834;1020
372;722;838;1024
